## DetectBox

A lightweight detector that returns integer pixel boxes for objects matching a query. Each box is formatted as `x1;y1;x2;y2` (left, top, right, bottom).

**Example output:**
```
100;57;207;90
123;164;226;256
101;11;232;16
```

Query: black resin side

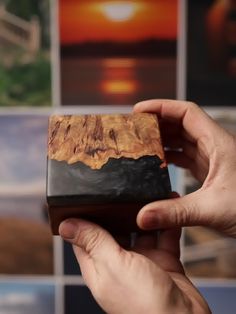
47;155;171;206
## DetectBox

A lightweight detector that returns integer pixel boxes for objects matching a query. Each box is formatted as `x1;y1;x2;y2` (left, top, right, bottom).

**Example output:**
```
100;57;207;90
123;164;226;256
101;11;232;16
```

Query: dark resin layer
47;155;171;206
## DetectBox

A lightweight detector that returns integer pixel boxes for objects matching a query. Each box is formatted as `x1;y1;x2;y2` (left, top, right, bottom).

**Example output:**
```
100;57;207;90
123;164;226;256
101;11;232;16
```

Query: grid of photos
0;113;55;313
1;0;236;314
59;0;178;106
0;0;55;313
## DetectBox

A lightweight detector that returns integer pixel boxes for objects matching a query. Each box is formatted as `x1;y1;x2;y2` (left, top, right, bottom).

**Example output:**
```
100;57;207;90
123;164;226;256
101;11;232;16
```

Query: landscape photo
0;282;55;314
59;0;178;105
0;0;51;107
0;114;53;275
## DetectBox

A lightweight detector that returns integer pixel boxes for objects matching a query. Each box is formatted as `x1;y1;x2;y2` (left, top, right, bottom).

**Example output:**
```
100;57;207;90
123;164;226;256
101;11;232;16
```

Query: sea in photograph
61;57;176;105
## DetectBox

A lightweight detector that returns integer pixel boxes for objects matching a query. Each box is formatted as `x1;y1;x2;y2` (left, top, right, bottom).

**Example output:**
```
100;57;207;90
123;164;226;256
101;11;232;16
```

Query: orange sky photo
60;0;178;45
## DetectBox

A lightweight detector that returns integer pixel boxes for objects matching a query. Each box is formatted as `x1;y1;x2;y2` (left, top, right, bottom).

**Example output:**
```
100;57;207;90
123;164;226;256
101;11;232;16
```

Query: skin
59;99;236;313
133;100;236;237
59;219;210;314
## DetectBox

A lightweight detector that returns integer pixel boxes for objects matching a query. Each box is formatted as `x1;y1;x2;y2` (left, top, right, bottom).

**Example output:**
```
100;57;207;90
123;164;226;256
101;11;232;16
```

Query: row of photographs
0;281;104;314
0;109;235;279
1;281;236;314
1;279;236;314
0;0;235;108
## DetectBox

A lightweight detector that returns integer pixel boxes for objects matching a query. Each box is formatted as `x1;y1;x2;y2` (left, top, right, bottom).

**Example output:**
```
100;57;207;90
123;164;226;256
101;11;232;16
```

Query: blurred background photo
0;0;51;107
0;114;53;275
187;0;236;106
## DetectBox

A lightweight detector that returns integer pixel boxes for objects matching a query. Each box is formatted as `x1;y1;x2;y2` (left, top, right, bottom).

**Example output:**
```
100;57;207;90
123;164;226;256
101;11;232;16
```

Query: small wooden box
47;113;171;235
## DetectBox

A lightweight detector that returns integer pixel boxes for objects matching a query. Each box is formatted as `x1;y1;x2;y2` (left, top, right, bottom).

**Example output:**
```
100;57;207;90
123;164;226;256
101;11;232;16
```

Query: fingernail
59;219;78;239
141;210;159;229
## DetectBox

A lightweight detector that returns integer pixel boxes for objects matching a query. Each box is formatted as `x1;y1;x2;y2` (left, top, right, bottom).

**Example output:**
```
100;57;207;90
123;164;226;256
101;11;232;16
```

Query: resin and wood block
47;113;171;235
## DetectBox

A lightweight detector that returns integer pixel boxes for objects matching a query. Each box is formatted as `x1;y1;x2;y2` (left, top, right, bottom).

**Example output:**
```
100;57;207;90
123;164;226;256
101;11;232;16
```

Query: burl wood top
48;113;165;169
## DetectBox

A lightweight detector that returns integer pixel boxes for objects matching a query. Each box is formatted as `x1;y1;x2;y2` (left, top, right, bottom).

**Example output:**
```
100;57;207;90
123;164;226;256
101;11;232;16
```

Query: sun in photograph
100;1;140;22
60;0;177;44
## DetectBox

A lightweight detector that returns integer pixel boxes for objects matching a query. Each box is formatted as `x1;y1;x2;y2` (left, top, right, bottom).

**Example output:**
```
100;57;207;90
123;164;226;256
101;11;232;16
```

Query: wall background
0;1;235;313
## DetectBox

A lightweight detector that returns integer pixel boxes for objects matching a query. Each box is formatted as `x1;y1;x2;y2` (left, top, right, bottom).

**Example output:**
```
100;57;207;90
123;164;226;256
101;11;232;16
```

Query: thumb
137;191;210;230
59;219;123;287
59;218;121;260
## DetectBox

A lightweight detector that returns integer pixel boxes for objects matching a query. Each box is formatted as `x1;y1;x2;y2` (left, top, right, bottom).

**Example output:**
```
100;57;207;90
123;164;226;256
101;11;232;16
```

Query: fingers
59;218;121;259
158;228;181;259
132;229;181;258
133;99;220;154
132;227;184;274
59;219;123;286
137;191;211;231
133;99;210;126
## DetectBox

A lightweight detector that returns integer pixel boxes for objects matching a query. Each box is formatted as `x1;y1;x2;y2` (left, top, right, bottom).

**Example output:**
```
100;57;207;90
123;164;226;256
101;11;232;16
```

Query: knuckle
76;228;103;254
171;202;188;225
170;198;200;226
186;101;198;110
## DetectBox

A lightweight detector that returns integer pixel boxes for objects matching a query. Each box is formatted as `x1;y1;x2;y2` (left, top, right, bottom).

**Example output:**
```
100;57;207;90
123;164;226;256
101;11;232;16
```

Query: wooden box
47;113;171;235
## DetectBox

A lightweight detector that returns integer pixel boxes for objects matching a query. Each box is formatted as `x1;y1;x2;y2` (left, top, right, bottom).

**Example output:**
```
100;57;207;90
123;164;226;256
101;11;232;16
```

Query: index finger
133;99;219;143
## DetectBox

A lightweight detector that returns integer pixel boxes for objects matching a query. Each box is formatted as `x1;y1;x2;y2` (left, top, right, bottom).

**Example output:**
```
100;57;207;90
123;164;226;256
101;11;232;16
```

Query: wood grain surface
48;113;165;169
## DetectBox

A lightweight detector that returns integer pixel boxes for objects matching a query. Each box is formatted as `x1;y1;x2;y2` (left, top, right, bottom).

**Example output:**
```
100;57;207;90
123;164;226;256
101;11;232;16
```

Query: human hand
59;219;210;314
133;99;236;237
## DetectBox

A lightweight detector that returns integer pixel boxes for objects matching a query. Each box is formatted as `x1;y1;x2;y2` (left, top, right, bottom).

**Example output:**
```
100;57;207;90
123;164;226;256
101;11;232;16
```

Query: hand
133;100;236;237
59;219;210;314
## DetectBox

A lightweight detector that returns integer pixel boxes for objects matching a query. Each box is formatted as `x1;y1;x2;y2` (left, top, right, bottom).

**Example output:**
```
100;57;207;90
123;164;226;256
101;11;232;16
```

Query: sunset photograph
60;0;177;44
59;0;178;105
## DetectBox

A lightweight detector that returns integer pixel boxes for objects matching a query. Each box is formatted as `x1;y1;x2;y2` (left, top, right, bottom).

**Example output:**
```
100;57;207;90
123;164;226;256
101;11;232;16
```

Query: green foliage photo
0;0;51;107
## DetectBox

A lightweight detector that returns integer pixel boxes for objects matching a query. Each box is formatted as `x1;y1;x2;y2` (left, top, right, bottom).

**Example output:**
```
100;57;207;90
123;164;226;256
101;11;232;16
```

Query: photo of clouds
59;0;178;105
0;282;55;314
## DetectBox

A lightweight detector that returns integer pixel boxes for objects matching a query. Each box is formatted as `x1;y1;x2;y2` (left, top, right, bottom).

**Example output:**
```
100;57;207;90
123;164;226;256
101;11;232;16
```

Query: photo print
0;0;51;107
0;114;53;275
187;0;236;106
59;0;178;106
0;281;55;314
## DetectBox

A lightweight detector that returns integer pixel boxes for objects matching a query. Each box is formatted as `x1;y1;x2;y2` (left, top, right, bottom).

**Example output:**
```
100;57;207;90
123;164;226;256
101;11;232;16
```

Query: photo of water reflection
59;0;178;105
